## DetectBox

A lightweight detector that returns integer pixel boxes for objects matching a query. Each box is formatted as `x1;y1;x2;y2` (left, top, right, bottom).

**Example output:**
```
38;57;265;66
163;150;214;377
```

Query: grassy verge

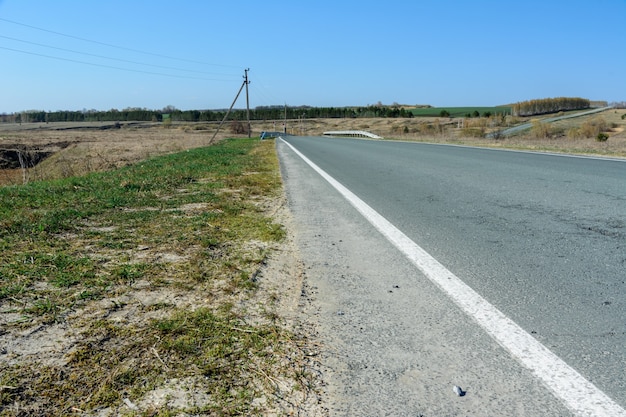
0;138;313;416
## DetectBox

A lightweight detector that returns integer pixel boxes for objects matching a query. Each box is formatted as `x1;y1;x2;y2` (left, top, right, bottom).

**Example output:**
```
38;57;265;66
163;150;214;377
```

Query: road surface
277;136;626;416
494;106;613;137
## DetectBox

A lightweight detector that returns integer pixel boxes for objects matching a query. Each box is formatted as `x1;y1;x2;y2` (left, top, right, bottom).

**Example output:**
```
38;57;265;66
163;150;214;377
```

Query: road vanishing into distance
276;136;626;417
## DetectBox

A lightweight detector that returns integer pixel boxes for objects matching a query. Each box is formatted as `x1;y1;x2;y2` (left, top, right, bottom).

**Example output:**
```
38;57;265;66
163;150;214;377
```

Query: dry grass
0;123;234;185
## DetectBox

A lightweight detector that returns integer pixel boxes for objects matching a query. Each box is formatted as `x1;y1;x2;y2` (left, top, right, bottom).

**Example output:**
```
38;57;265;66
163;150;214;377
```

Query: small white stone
123;398;139;410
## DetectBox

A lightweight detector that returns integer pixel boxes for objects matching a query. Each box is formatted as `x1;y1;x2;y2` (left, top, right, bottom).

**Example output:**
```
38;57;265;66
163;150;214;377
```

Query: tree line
4;99;611;123
511;97;590;117
1;105;417;124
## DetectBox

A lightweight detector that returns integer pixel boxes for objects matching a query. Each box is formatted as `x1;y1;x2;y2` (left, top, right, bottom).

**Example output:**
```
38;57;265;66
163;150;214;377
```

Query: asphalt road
277;136;626;416
494;106;613;137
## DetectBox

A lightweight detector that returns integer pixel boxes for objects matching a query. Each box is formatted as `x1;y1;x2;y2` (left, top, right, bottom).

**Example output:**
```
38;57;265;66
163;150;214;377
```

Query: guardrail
260;131;288;140
322;130;383;139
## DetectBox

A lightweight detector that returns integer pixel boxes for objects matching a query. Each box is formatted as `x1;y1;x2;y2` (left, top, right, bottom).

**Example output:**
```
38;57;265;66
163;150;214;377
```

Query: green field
408;106;512;117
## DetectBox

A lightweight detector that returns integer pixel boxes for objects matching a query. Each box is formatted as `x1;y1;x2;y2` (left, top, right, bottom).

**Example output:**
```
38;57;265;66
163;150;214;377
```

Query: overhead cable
0;17;240;68
0;34;239;78
0;45;235;81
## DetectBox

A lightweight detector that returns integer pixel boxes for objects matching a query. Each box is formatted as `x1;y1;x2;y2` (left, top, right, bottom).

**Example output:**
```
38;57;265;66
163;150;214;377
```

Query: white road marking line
280;138;626;417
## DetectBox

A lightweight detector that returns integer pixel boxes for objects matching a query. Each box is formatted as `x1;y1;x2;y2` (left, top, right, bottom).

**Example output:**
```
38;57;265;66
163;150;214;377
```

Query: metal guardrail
323;130;383;139
261;130;382;140
260;131;288;140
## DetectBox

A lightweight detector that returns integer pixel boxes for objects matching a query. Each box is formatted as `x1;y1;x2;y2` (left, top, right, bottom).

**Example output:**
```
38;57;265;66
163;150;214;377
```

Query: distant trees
6;100;617;125
1;105;419;124
590;100;609;108
0;112;20;123
512;97;590;117
44;111;85;122
0;101;590;125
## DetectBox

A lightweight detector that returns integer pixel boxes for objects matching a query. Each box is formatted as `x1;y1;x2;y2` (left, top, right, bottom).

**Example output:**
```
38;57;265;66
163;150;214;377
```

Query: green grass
408;106;512;117
0;138;308;415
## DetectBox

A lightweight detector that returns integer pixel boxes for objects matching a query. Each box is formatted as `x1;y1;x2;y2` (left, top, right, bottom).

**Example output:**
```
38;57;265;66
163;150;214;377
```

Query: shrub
489;114;507;127
440;110;450;117
230;120;245;134
567;128;581;139
460;127;485;138
579;117;607;138
417;121;446;135
530;121;553;138
417;123;432;134
506;115;521;125
465;117;488;129
596;132;609;142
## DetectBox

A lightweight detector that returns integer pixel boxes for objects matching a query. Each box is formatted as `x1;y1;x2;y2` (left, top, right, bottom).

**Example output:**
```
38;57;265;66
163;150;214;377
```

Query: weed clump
567;116;608;139
596;132;609;142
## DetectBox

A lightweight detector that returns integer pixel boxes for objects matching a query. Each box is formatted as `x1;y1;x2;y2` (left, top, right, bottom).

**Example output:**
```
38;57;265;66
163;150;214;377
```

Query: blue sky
1;0;625;113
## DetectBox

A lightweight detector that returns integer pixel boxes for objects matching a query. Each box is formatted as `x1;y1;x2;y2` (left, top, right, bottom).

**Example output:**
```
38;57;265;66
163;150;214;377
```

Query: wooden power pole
244;68;251;138
210;69;251;142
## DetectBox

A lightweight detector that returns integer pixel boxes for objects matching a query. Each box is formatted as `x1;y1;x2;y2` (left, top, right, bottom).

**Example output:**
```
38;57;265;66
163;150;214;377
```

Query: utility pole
244;68;251;138
210;68;251;143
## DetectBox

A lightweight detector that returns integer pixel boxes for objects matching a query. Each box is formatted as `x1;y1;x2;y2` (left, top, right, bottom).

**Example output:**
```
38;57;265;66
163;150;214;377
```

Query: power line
0;45;236;81
0;17;240;69
250;76;284;107
249;84;276;108
0;34;239;78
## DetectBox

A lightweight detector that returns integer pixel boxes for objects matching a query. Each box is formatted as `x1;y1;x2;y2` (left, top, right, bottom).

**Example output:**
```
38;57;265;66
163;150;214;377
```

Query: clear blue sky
1;0;625;113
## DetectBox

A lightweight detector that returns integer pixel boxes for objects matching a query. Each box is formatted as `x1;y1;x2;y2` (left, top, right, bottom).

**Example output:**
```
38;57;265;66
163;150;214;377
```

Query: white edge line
279;137;626;417
318;134;626;163
413;141;626;163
